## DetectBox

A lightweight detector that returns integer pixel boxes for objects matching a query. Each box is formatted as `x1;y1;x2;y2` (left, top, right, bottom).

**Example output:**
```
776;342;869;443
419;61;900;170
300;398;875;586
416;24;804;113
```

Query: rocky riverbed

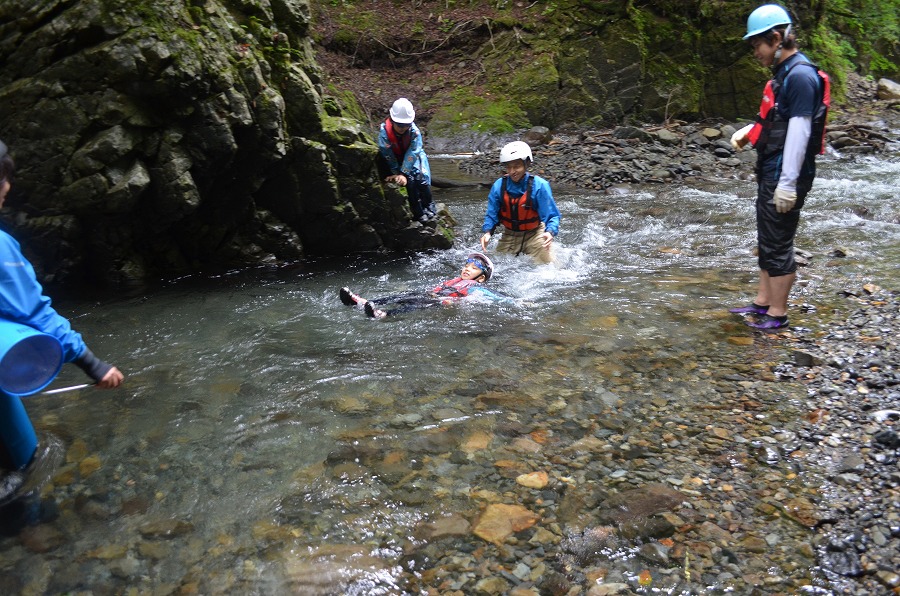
455;76;900;194
778;286;900;595
2;85;899;595
458;115;899;195
4;285;897;595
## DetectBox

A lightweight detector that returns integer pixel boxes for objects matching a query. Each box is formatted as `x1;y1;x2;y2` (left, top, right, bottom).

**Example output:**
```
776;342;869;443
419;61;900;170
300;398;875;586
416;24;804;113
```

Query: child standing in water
480;141;561;264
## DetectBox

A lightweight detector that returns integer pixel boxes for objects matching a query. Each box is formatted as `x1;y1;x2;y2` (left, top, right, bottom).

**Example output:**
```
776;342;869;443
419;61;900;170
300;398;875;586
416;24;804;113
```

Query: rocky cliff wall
313;0;899;137
0;0;449;288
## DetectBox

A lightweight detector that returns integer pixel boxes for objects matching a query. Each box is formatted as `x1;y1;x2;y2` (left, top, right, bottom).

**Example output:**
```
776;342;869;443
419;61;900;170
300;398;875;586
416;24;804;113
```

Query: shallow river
2;150;899;594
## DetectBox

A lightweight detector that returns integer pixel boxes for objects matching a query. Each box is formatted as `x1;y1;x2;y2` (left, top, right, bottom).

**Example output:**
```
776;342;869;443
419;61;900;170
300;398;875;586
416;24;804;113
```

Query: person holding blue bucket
0;139;124;481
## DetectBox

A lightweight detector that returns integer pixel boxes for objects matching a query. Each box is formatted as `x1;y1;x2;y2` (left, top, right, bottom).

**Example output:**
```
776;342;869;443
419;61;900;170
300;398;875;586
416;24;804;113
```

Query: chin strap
773;24;792;67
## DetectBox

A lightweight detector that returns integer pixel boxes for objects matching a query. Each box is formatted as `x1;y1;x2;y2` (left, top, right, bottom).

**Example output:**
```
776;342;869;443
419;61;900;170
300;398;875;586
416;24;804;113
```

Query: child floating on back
340;252;513;318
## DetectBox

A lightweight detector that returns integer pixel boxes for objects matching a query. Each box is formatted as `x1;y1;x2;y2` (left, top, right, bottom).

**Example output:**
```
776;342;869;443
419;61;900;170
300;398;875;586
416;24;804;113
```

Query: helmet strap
773;24;791;67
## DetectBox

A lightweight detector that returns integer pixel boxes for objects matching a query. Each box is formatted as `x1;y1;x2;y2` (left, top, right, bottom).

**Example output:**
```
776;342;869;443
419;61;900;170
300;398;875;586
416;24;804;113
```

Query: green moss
427;91;530;136
319;115;372;147
324;86;367;122
506;53;561;124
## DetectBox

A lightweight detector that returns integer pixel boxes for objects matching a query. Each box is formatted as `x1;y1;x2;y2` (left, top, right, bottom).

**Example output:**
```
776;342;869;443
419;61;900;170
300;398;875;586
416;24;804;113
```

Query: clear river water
2;150;899;594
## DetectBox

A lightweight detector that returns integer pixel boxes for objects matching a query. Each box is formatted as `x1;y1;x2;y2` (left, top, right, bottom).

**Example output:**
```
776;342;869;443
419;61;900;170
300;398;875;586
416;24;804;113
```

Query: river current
2;150;899;593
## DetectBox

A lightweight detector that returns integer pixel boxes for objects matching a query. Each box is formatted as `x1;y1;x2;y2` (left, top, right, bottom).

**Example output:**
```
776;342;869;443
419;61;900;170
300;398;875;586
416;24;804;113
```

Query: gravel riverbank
773;287;900;594
457;113;898;195
448;88;900;594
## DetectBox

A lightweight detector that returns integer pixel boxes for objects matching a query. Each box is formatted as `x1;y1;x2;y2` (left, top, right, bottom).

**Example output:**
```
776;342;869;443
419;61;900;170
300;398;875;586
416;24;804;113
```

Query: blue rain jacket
0;228;87;363
481;173;561;237
377;121;432;184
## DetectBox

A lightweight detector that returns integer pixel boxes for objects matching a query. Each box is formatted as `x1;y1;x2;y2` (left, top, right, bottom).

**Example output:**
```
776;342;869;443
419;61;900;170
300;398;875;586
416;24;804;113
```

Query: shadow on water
2;152;899;593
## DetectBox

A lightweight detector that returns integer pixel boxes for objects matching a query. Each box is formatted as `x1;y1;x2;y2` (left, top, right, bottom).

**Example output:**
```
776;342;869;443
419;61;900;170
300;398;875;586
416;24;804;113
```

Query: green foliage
809;0;900;77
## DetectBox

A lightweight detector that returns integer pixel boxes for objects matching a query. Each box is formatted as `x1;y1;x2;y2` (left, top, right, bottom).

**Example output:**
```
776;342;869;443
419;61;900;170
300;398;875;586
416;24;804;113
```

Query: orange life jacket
499;175;540;232
384;118;412;162
747;58;830;158
432;278;480;297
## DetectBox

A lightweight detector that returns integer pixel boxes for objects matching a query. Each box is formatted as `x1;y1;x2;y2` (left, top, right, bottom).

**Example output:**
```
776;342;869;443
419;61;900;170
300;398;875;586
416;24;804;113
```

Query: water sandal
364;301;387;319
745;314;789;330
729;303;769;315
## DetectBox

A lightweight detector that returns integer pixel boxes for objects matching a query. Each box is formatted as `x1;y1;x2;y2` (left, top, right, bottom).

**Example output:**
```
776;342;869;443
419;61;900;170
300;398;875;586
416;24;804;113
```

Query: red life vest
499;175;540;232
432;278;480;298
747;58;830;158
384;118;412;162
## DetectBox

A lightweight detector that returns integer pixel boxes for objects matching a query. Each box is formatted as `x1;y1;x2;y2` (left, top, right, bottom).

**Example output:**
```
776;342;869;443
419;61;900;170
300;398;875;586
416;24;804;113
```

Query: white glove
730;124;754;151
773;187;797;213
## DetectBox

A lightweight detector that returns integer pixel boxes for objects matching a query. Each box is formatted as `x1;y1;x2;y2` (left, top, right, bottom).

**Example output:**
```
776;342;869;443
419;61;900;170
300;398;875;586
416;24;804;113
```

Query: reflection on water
2;152;898;593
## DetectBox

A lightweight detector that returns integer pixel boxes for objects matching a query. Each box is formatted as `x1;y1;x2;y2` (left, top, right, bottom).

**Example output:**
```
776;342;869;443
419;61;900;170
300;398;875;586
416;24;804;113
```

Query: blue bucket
0;319;64;397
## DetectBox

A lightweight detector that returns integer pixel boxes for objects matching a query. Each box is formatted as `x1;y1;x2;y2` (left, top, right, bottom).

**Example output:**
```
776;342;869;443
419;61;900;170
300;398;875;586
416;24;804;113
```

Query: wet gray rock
876;78;900;100
596;483;686;524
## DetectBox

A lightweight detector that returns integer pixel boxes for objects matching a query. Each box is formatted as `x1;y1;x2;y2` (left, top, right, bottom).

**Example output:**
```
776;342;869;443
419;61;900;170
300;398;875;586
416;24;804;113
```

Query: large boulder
0;0;449;288
877;78;900;100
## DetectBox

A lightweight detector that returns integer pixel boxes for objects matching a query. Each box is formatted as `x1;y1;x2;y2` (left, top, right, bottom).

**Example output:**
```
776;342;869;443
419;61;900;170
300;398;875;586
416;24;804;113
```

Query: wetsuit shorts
755;176;812;277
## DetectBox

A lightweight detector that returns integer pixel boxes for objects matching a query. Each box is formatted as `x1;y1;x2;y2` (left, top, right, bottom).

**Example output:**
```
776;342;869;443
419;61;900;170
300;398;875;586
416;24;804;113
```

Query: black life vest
384;118;411;163
498;175;540;232
748;57;830;159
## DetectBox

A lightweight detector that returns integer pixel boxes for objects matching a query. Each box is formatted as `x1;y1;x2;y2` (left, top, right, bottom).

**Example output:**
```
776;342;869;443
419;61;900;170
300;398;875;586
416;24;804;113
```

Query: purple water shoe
729;303;769;315
745;314;789;330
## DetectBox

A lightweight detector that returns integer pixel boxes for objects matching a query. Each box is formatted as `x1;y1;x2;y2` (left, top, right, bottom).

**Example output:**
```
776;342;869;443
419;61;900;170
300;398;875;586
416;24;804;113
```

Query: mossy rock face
507;53;562;126
0;0;448;287
555;24;645;128
703;55;769;122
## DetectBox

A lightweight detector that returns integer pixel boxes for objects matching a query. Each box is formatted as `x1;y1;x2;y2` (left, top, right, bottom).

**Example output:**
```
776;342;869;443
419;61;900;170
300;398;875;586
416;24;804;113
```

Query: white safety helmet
499;141;533;166
467;252;494;282
389;98;415;124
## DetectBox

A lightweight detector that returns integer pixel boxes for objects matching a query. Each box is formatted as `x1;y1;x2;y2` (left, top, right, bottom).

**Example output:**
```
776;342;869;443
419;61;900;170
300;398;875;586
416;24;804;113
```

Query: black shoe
0;471;25;508
364;301;387;319
340;287;365;306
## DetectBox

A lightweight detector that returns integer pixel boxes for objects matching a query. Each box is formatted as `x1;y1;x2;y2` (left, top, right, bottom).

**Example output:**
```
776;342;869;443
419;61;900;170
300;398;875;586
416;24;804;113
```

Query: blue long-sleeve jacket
481;173;560;237
377;122;431;184
0;228;87;363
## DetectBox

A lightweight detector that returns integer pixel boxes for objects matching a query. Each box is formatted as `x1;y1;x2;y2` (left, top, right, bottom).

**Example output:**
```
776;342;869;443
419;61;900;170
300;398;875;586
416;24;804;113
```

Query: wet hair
756;25;798;50
0;140;13;183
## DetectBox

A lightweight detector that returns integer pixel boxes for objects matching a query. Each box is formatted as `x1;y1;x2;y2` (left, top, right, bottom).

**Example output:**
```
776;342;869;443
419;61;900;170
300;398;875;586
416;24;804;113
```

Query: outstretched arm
468;287;518;305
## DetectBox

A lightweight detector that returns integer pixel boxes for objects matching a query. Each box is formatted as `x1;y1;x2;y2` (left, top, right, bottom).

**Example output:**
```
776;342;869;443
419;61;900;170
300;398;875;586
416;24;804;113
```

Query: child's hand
539;232;554;248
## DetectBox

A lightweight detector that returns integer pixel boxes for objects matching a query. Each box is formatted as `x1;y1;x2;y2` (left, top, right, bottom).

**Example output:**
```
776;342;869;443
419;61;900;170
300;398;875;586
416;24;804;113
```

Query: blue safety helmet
743;4;792;40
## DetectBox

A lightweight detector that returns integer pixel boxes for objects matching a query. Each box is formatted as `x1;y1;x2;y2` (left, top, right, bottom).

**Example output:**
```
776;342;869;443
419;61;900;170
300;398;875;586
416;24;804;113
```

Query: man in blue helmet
728;4;830;330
